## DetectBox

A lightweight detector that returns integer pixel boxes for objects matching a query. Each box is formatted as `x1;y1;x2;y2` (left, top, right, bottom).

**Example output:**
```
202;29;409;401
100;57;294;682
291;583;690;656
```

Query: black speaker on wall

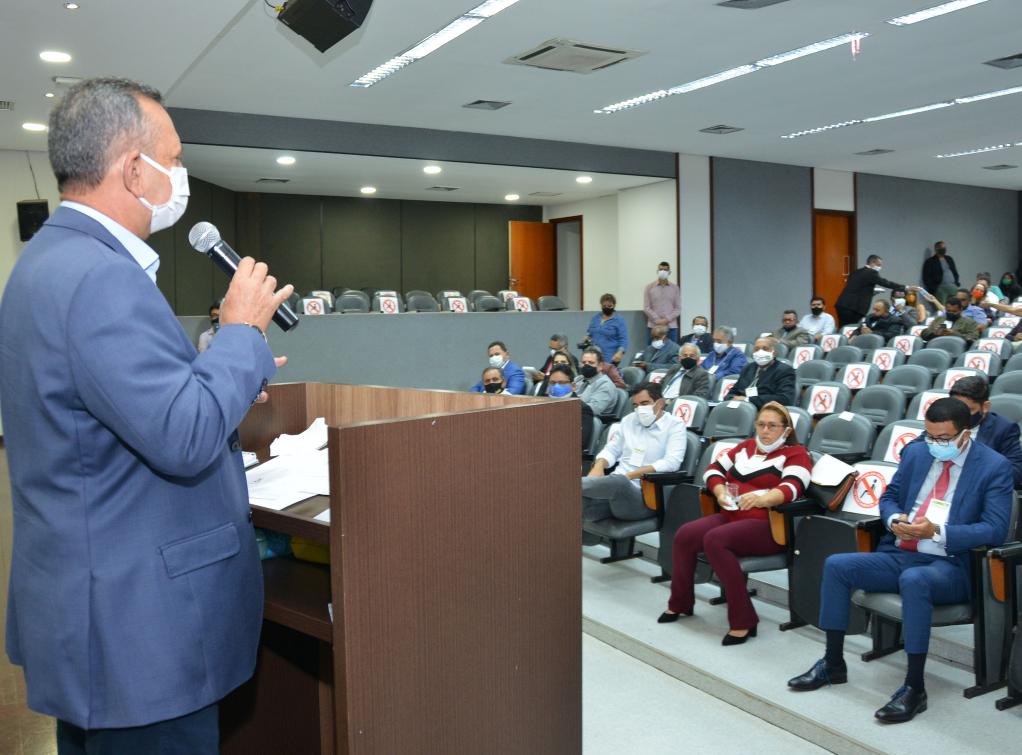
277;0;374;53
17;199;49;242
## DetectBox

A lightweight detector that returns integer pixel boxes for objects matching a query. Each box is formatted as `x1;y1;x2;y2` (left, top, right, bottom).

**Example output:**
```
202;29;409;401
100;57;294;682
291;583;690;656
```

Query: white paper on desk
242;451;260;469
269;417;328;457
246;448;329;511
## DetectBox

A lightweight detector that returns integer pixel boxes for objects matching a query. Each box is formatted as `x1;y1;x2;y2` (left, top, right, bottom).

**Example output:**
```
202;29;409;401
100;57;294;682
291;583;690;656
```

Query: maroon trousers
668;513;784;630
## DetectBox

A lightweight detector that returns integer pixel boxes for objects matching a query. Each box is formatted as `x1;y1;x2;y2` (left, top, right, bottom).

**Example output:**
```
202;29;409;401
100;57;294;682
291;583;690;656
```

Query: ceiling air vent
717;0;791;9
528;191;563;197
985;53;1022;70
463;99;511;110
505;38;645;74
700;124;743;135
855;148;894;156
426;185;460;192
983;164;1018;170
255;177;290;184
0;100;12;111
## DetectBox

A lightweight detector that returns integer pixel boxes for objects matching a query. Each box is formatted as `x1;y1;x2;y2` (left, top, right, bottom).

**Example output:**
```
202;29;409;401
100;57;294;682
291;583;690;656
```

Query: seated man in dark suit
678;315;713;354
660;343;711;400
724;337;796;408
948;376;1022;487
857;299;904;340
529;333;579;384
634;325;681;371
788;398;1013;722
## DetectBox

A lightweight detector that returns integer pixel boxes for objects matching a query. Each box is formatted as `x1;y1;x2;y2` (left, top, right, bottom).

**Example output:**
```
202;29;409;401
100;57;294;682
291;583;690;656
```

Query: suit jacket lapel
902;453;929;513
46;205;137;265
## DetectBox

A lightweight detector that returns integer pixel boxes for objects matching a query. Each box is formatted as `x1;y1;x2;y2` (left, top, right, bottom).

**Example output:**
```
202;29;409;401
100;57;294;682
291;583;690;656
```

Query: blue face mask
926;433;963;462
548;383;573;398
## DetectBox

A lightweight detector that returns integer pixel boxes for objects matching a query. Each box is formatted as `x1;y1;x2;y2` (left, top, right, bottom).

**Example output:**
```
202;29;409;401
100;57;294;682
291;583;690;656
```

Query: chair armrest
698;489;719;517
774;498;822;517
704;434;747;444
830;452;868;464
989;541;1022;562
988;542;1022;604
855;517;885;552
642;471;693;486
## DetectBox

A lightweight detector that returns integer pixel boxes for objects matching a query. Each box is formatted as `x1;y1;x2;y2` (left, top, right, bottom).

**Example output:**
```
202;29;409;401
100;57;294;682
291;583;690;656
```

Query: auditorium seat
806;413;876;463
668;395;709;434
473;295;503;312
819;334;848;353
435;289;462;302
786;406;813;445
976;337;1013;360
371;293;406;313
299;297;330;315
800;381;852;417
849;333;884;351
849;384;907;428
836;362;881;391
886;334;922;355
924;334;968;357
467;289;492;304
993;540;1022;711
933;367;986;391
882;364;932;396
307;290;334;308
871;420;924;462
404;289;432;299
538;295;568;311
342;289;370;305
645;367;668;385
795;359;836;395
869;346;906;372
824;345;864;368
405;293;440;312
620;366;645;389
954;350;1003;377
701;400;756;442
334;293;369;313
906;389;949;421
1002;353;1022;373
991;371;1022;396
791;344;823;366
440;295;471;313
710;375;740;402
989;394;1022;427
907;348;952;376
505;296;535;312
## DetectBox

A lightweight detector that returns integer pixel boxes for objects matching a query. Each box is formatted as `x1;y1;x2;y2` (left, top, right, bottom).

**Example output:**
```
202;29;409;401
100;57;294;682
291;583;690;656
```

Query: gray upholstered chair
806;413;876;463
850;384;907;427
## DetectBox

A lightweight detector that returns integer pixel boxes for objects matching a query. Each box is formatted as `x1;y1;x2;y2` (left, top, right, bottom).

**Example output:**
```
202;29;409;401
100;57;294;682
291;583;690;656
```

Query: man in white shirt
798;296;836;342
582;382;687;522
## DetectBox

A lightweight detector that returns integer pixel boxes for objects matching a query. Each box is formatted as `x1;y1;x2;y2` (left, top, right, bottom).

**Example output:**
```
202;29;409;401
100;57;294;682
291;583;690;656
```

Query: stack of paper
269;417;328;457
246;447;329;511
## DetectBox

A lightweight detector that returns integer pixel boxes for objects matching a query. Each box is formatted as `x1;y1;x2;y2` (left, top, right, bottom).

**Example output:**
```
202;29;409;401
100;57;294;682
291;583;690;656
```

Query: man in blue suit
469;340;526;394
0;78;292;752
948;376;1022;487
787;398;1013;722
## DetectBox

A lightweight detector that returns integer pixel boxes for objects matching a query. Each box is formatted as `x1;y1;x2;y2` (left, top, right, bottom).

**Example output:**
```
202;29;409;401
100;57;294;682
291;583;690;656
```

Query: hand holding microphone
188;222;299;333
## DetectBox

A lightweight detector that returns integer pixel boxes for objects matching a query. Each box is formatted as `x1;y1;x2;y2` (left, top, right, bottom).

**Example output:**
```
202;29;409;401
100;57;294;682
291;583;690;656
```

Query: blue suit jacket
470;359;526;394
701;346;748;378
976;412;1022;488
878;440;1013;577
0;207;276;728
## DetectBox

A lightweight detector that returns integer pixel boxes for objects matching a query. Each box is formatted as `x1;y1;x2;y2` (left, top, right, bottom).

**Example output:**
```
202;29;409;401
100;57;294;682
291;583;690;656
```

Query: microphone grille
188;221;220;253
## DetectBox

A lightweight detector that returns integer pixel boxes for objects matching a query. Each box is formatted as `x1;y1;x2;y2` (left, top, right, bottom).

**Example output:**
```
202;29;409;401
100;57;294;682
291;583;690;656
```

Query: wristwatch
931;524;942;543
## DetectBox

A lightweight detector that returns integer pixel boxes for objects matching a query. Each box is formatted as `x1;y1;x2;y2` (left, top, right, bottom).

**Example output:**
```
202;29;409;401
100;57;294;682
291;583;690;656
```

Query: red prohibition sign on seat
874;352;892;370
892;432;915;462
853;472;885;509
381;299;397;313
846;367;864;387
451;299;466;312
894;338;911;354
677;402;692;424
812;389;833;413
514;298;530;312
922;396;939;416
967;356;986;370
305;299;323;315
981;342;998;353
796;349;811;365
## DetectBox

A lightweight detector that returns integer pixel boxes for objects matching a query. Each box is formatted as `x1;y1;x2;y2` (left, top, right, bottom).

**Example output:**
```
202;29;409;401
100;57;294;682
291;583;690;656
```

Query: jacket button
230;440;241;453
247;510;253;522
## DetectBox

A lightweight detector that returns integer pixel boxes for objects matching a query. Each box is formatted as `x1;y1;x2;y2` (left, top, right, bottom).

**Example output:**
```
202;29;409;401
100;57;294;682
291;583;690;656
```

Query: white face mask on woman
137;153;190;234
756;429;789;454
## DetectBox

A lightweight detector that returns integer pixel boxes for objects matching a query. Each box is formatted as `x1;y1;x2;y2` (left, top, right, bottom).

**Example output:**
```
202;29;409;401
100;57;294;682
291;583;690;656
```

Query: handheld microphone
188;221;299;332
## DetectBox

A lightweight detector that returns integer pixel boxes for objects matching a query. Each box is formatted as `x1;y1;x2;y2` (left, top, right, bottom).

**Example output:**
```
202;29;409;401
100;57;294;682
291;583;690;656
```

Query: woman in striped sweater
658;402;812;644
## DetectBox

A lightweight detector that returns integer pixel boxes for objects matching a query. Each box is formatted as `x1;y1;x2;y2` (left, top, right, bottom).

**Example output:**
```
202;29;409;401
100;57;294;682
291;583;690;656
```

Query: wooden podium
220;383;582;754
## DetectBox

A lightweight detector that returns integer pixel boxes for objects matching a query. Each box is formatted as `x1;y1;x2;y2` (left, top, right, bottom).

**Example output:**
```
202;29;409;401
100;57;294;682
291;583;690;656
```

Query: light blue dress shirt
61;201;160;284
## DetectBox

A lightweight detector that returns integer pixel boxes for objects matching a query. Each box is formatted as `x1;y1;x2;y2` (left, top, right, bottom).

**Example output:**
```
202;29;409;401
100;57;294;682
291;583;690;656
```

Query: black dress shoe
787;659;848;691
721;625;757;645
657;609;693;623
875;685;927;723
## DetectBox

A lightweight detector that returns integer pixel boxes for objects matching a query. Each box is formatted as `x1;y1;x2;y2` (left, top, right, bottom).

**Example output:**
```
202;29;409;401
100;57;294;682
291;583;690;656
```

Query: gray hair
713;325;736;342
549;333;568;347
48;77;163;192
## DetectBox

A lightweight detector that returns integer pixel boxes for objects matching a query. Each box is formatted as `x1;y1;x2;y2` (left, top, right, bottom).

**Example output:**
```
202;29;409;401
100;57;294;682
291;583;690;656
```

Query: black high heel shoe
721;626;757;645
657;609;693;624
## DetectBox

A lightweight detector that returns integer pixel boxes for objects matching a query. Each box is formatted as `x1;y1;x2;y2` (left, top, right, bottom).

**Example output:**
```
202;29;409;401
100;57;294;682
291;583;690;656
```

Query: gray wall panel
322;197;402;291
856;174;1019;292
209;183;237;304
474;204;540;294
712;158;812;342
173;178;215;315
178;310;647;392
258;194;323;297
400;201;476;294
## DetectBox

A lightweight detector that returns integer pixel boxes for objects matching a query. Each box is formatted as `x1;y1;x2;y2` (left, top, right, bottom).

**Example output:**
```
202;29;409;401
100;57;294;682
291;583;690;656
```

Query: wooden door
813;212;855;317
509;221;556;301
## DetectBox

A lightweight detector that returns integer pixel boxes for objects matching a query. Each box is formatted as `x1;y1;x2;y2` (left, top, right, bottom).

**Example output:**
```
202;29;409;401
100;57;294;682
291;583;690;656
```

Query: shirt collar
62;201;160;284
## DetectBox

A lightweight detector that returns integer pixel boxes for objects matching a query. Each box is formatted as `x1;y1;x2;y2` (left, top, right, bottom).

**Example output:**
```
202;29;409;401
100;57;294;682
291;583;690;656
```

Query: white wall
813;168;855;211
544;194;618;310
555;220;581;309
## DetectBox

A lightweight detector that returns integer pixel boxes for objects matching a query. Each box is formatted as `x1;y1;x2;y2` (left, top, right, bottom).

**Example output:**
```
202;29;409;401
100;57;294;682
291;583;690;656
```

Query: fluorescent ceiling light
935;142;1021;159
275;155;296;166
955;85;1022;104
360;186;377;194
423;165;442;174
351;1;520;88
575;176;593;184
886;0;989;27
22;122;48;132
40;50;72;63
863;101;953;122
669;65;759;94
781;120;861;139
504;193;520;201
756;32;868;67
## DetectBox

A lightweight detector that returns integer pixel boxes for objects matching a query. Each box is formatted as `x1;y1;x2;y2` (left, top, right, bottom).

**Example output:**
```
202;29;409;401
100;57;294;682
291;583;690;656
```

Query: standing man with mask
835;255;906;327
922;241;960;306
643;261;681;344
799;296;836;343
470;341;525;394
0;78;293;751
725;338;796;408
582;382;686;524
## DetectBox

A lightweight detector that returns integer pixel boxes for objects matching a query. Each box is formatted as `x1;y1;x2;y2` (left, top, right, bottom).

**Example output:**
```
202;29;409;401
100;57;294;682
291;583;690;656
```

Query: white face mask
651;339;664;349
871;265;883;273
657;270;670;280
692;324;707;336
893;298;906;308
549;348;557;357
137;153;189;234
634;404;658;427
713;342;728;354
756;429;789;454
752;349;773;366
488;354;505;368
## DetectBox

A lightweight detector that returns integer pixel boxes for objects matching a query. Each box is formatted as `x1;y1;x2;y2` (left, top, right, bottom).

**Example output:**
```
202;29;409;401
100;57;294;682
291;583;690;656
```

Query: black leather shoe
721;625;757;645
657;609;693;623
787;659;848;691
875;685;927;723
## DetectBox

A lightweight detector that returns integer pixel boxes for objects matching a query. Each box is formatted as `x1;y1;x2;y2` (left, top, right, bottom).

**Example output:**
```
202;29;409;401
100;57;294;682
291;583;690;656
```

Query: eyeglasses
922;432;961;447
754;421;786;431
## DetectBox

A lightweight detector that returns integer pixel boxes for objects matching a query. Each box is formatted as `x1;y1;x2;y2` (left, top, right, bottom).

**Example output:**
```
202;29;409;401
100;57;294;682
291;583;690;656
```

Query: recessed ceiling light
44;92;55;98
360;186;377;195
935;142;1021;159
22;122;48;132
40;51;72;63
505;193;520;201
423;165;442;175
575;176;593;184
275;156;296;166
886;0;989;27
64;2;80;9
351;0;521;88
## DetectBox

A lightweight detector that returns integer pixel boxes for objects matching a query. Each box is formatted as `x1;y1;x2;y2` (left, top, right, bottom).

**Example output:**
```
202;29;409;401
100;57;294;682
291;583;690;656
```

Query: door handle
843;256;850;276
